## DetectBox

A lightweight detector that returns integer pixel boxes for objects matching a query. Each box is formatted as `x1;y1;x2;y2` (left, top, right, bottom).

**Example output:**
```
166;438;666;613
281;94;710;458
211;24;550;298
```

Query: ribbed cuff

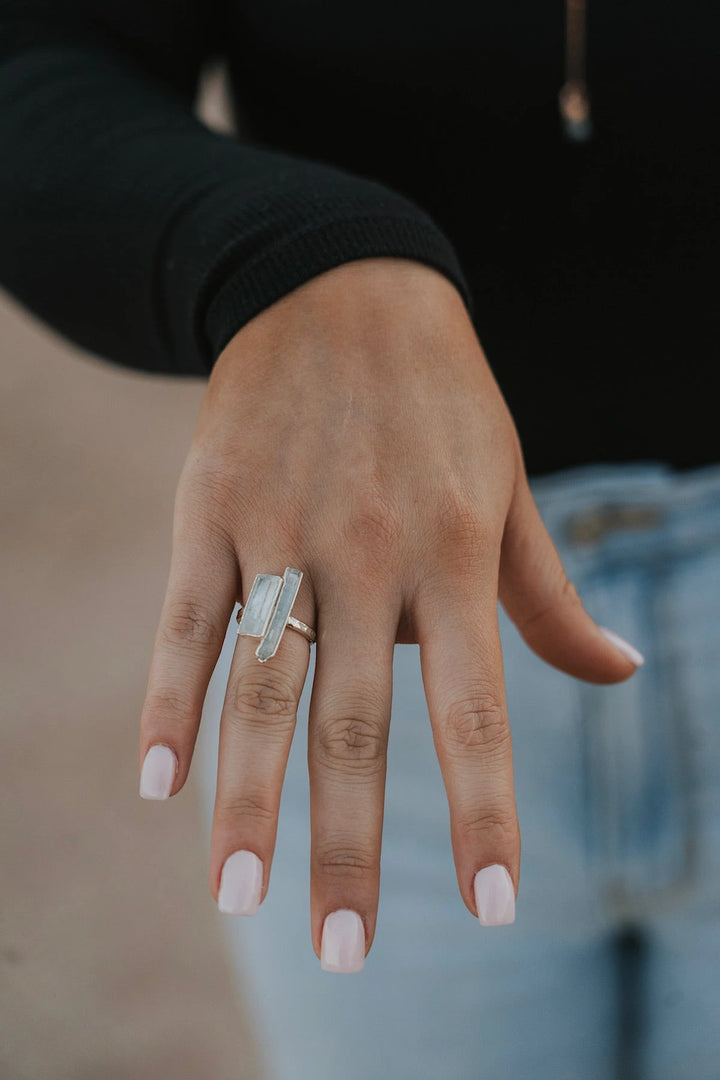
201;213;474;371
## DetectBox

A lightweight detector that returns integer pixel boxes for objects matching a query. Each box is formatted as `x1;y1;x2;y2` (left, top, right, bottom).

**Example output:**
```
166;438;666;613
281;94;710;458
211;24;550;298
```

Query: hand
138;257;641;971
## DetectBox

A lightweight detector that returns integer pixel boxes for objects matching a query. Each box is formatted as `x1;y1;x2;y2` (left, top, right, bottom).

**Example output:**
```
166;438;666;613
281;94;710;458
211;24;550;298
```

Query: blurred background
0;67;266;1080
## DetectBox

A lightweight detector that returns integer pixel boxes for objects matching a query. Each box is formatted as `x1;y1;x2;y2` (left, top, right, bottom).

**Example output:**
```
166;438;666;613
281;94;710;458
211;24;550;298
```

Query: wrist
213;256;471;378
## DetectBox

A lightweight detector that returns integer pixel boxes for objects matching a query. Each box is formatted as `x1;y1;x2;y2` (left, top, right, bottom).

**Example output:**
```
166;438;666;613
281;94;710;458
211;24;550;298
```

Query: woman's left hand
138;257;641;970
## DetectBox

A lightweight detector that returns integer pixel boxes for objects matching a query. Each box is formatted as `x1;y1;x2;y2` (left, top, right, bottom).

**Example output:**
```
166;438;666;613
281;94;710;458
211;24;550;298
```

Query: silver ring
236;567;316;663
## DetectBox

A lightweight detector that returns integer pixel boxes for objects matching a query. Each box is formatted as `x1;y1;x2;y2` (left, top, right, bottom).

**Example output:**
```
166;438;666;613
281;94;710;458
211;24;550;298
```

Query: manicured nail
474;864;516;926
139;744;177;800
598;626;645;667
320;909;366;973
218;851;263;915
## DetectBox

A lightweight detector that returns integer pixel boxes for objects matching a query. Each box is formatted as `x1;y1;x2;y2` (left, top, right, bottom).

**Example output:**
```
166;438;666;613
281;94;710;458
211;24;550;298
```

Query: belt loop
565;503;664;545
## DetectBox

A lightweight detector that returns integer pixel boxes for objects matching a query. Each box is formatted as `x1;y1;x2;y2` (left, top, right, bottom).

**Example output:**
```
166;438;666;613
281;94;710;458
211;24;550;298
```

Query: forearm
0;0;472;377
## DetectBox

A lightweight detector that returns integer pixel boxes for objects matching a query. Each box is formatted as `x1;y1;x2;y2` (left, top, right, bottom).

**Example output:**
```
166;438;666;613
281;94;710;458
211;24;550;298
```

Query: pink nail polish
598;626;645;667
320;909;366;972
218;851;263;915
474;864;516;926
139;744;177;799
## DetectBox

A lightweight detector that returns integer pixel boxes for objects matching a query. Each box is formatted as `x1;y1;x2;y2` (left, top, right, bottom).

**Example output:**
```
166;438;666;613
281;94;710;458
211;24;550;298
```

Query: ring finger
209;556;315;917
307;578;398;973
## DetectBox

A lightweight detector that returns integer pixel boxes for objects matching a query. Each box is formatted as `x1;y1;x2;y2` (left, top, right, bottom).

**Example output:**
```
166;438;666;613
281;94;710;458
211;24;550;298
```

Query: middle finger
210;558;315;916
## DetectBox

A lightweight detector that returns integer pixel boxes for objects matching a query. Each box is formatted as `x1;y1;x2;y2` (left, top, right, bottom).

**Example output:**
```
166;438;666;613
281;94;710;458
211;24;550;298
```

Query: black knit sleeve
0;0;473;377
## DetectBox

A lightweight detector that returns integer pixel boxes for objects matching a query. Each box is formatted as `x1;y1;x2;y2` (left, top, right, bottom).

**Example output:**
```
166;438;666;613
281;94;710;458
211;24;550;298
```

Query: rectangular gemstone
256;567;303;662
237;574;283;638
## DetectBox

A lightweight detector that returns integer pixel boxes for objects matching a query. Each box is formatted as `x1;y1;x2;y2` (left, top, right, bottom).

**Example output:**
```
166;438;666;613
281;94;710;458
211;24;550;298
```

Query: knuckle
316;712;388;776
457;803;519;846
443;693;510;754
517;575;583;634
215;792;276;828
176;459;245;541
183;447;244;498
560;576;583;608
230;676;298;723
435;488;495;562
314;843;378;879
338;490;403;561
182;466;232;518
142;686;195;726
161;597;224;651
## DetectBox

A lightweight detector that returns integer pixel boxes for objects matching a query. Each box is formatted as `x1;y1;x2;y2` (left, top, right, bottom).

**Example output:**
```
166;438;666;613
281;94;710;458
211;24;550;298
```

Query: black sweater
1;0;718;477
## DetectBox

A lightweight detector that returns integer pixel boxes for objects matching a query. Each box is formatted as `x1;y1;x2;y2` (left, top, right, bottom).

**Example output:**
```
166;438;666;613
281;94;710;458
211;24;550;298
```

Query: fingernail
320;909;366;973
139;744;177;799
474;864;516;926
218;851;263;915
598;626;645;667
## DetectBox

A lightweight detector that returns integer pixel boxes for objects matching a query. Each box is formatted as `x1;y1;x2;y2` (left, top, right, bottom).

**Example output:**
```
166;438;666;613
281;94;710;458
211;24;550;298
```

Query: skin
138;256;639;963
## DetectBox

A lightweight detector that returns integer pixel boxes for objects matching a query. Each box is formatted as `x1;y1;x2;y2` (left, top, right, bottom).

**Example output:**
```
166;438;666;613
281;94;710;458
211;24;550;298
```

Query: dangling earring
559;0;593;141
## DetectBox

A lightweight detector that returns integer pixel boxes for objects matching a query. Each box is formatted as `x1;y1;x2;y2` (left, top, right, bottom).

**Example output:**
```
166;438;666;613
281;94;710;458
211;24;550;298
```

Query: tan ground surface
0;250;264;1078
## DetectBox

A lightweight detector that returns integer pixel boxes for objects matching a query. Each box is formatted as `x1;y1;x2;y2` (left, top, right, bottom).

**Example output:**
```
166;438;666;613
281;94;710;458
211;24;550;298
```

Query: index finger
139;497;238;798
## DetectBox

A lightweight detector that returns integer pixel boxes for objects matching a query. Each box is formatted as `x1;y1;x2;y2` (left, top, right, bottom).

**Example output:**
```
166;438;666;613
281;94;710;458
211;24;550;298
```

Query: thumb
498;475;644;684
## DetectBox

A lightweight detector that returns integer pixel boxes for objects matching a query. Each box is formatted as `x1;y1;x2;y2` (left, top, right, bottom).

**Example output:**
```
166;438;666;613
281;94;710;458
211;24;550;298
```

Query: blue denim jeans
196;460;720;1080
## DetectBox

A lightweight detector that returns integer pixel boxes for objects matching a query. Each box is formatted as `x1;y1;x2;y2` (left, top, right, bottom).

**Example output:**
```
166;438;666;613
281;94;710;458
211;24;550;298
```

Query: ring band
236;567;316;663
237;608;316;642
